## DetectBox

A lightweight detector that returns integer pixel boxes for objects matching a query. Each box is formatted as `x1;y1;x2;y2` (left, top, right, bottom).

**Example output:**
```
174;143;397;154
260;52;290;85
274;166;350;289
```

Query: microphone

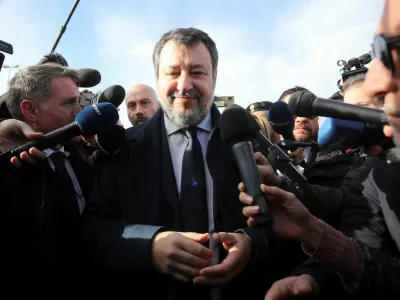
219;104;271;226
77;68;101;88
268;101;295;140
319;117;393;150
1;103;119;159
97;85;126;107
95;125;126;155
288;90;388;125
79;85;126;108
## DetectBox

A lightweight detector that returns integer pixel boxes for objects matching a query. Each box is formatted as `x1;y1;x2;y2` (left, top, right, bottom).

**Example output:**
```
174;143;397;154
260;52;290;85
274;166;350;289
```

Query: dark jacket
1;141;94;299
82;106;270;300
293;156;400;299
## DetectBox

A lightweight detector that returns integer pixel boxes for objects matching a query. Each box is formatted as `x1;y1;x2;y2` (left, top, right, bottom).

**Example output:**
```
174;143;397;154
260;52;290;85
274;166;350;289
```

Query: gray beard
160;98;213;128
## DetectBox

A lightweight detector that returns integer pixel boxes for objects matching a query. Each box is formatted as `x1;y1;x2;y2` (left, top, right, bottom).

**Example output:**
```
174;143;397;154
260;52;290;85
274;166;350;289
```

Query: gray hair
342;73;366;92
152;27;218;78
7;65;80;120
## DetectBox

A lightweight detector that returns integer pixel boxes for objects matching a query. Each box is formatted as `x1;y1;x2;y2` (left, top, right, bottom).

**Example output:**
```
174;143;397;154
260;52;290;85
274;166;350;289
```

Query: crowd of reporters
1;1;400;299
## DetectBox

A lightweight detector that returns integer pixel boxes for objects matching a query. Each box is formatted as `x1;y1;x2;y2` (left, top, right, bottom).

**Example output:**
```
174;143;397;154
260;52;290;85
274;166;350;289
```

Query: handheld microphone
77;68;101;88
268;101;295;140
1;103;119;159
319;117;393;150
97;85;125;107
95;125;126;155
288;90;388;125
219;104;271;226
80;85;125;108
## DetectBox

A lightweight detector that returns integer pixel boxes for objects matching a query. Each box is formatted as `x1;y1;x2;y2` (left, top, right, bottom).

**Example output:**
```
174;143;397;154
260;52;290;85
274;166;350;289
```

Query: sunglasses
371;34;400;75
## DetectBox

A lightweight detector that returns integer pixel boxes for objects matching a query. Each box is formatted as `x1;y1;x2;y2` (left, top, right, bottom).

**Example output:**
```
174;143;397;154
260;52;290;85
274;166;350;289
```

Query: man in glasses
239;1;400;299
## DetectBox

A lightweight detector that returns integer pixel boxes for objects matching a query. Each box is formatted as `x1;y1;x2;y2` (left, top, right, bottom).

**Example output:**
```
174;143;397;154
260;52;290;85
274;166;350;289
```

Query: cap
246;101;273;113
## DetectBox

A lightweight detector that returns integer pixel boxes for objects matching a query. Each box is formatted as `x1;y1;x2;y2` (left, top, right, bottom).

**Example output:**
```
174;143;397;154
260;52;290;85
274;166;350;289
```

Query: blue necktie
180;127;208;233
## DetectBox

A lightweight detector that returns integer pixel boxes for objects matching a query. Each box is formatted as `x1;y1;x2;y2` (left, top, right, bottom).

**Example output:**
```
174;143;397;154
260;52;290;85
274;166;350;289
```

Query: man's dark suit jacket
82;105;270;300
1;140;93;299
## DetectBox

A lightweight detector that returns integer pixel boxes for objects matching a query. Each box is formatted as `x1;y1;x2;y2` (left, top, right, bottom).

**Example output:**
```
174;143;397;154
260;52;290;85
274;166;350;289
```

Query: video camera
0;40;14;71
337;53;371;84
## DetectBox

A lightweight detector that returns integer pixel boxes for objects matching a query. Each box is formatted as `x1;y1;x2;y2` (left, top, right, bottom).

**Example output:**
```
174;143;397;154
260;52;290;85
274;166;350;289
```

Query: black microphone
98;85;126;107
268;101;295;140
95;125;126;155
77;68;101;88
219;104;271;226
1;103;119;159
288;90;388;125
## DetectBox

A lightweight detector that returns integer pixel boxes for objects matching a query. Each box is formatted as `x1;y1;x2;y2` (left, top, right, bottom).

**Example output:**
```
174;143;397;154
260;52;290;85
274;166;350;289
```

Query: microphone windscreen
219;104;259;144
288;90;317;118
77;68;101;88
98;85;126;107
96;125;126;154
75;102;119;136
268;101;295;137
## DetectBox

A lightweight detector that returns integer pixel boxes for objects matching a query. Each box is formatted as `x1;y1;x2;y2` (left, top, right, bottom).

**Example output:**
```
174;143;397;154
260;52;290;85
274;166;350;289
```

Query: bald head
125;84;159;126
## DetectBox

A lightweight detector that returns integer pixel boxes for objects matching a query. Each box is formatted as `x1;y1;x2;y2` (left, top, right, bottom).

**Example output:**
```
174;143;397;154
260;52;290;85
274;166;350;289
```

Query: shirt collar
43;146;70;158
163;112;212;136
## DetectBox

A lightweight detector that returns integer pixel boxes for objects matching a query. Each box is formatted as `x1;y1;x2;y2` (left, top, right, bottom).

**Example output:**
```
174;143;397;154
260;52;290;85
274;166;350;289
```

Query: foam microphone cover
219;104;260;144
268;101;295;138
98;85;126;107
76;102;119;135
288;90;318;118
77;68;101;88
96;125;126;155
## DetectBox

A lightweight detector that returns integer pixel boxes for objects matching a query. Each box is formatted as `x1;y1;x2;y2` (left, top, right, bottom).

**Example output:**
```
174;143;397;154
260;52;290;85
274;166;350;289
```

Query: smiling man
83;27;269;300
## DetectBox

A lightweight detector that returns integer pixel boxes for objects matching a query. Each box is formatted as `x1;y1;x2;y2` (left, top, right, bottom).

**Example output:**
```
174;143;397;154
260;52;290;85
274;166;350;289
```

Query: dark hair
37;52;69;67
278;86;308;101
152;27;218;77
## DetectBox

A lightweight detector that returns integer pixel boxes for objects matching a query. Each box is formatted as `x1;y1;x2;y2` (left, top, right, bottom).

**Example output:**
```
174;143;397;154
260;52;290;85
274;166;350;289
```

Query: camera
0;40;14;71
337;53;371;83
79;91;102;108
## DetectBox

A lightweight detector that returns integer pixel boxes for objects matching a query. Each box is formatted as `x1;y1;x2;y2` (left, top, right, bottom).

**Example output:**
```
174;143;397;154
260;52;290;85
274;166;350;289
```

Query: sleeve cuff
122;224;165;240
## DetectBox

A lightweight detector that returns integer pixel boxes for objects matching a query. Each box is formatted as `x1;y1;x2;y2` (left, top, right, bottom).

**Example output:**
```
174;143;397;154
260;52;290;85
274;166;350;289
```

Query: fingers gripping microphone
1;103;119;159
288;90;388;125
268;101;295;140
219;104;271;226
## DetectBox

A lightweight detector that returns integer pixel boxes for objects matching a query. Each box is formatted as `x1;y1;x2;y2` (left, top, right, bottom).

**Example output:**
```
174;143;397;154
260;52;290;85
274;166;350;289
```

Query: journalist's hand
151;231;213;282
194;232;252;287
288;147;305;165
0;119;46;167
254;152;281;187
265;274;319;300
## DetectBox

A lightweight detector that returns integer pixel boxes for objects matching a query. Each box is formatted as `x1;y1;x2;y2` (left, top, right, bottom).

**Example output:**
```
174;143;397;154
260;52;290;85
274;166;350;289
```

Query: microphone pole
50;0;81;53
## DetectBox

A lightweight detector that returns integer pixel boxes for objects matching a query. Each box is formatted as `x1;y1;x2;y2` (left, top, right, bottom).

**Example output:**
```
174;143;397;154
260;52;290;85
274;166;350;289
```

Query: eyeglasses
371;34;400;75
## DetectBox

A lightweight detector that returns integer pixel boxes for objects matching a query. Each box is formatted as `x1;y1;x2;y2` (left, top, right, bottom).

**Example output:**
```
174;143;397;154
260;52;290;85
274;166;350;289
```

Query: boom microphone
288;90;388;125
1;103;119;159
77;68;101;88
219;104;271;226
268;101;295;140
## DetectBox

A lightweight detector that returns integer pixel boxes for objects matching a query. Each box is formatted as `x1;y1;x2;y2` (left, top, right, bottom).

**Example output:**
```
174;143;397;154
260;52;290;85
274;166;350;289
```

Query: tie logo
191;176;198;188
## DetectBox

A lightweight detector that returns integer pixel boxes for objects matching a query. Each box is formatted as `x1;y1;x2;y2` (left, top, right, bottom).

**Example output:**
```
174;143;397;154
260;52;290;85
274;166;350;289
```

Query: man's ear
20;99;38;123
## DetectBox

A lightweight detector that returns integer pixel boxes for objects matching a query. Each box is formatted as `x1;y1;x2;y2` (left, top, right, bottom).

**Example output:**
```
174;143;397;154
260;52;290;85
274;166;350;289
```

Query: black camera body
337;53;371;83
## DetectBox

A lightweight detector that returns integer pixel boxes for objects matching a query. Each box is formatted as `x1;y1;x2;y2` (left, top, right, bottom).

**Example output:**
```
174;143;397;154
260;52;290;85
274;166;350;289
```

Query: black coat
1;140;94;299
82;106;270;300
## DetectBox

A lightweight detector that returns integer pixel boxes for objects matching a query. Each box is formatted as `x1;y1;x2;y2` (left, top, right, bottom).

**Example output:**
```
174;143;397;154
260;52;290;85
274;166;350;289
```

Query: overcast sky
0;0;384;127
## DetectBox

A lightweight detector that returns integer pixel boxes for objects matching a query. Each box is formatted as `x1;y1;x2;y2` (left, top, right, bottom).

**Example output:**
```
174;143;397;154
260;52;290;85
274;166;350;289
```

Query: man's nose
176;72;194;93
364;58;397;99
135;105;144;115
